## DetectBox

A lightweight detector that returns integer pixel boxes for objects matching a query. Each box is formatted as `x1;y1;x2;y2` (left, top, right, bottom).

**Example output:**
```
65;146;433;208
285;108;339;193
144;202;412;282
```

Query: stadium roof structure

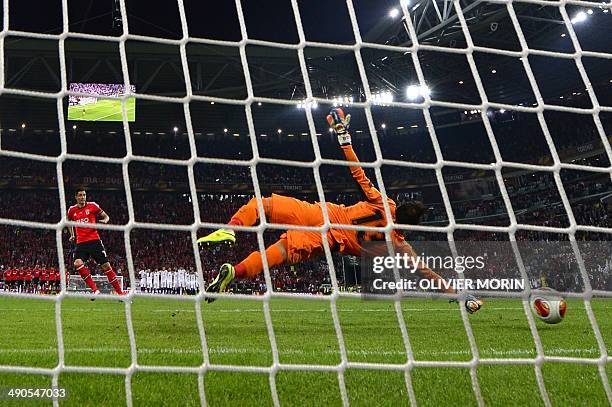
1;0;610;131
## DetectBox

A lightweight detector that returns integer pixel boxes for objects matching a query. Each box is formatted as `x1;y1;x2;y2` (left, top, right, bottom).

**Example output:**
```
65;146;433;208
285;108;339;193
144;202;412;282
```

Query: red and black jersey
41;271;48;281
26;271;32;281
67;202;103;244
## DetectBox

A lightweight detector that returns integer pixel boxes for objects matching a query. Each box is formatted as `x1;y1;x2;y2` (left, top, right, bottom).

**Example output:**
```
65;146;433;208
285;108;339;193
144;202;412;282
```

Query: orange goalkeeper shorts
268;194;333;264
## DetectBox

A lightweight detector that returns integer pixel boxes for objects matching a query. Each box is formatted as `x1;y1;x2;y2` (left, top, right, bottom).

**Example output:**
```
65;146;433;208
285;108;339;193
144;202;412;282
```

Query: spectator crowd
1;109;611;295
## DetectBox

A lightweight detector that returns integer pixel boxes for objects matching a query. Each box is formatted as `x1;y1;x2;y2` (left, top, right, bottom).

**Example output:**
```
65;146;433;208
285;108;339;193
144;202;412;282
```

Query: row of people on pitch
138;269;200;294
1;268;68;294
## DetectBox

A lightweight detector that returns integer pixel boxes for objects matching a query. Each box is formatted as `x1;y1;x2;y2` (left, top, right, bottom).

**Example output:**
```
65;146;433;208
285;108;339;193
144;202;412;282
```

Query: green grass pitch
0;296;610;406
67;98;136;122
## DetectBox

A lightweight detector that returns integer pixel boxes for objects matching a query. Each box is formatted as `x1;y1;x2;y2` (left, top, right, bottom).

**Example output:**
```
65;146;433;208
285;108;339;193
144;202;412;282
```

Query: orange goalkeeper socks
235;239;287;279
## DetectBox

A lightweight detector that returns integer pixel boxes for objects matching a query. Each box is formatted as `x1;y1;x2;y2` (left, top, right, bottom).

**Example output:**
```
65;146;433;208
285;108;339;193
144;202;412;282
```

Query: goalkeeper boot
205;263;235;303
465;294;483;314
197;229;236;247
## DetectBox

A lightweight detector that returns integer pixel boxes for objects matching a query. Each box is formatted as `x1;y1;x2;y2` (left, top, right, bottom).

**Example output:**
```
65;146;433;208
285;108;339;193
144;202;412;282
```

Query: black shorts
73;239;109;265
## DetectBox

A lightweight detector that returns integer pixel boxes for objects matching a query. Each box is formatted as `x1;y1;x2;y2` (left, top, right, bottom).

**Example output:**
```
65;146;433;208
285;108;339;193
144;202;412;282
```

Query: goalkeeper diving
198;108;483;313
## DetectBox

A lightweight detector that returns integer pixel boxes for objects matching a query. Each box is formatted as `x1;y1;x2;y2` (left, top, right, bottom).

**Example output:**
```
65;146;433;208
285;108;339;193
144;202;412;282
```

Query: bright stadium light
73;125;77;130
389;8;400;18
421;85;431;98
400;0;410;6
277;128;282;134
257;102;262;106
21;123;26;129
381;123;386;129
406;84;430;100
406;85;420;100
373;90;394;105
173;126;178;132
223;128;228;133
571;11;587;24
587;9;593;15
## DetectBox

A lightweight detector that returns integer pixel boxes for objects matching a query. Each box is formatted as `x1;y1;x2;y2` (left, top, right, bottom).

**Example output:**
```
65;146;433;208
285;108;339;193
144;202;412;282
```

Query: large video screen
68;83;136;122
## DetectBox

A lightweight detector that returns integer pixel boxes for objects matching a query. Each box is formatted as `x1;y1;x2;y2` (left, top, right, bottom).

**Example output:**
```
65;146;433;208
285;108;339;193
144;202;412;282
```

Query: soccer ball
530;289;567;324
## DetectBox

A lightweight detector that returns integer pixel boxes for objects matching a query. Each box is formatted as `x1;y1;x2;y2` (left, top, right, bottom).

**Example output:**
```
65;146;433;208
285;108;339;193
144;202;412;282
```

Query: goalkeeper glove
326;108;352;146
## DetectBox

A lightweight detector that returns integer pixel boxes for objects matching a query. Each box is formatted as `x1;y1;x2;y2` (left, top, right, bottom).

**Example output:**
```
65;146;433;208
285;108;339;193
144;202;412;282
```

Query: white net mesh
0;0;611;405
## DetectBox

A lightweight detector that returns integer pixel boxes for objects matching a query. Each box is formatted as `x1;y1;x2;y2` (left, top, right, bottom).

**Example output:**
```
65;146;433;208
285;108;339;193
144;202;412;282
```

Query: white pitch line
148;307;529;313
3;305;611;313
0;347;601;358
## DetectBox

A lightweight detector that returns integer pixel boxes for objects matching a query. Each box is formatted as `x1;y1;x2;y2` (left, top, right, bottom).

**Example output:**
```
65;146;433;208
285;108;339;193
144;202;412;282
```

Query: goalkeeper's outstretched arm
327;108;383;203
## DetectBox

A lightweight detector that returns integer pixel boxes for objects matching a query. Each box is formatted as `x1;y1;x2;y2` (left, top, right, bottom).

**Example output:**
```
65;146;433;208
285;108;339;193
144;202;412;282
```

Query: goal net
0;0;611;405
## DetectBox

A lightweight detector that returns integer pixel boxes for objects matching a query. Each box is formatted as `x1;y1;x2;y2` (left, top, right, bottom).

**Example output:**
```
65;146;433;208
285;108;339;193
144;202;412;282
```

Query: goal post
67;274;123;294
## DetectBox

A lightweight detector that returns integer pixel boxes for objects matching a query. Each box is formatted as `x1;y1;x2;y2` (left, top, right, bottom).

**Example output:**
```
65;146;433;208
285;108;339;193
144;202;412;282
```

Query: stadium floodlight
223;128;228;133
173;126;178;132
277;129;282;134
587;9;593;15
257;102;262;106
406;85;420;100
491;69;497;74
21;123;26;129
389;8;400;18
420;85;431;98
73;125;77;130
499;109;506;113
373;90;394;105
406;84;430;100
381;123;386;129
571;11;587;24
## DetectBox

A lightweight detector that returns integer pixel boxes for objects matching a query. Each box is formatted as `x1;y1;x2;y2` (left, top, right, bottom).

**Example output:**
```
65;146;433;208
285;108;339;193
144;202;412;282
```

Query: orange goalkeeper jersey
323;145;406;257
